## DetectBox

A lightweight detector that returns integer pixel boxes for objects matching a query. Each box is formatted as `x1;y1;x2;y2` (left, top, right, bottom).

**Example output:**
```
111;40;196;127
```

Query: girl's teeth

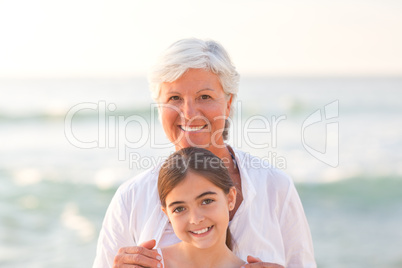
192;227;210;234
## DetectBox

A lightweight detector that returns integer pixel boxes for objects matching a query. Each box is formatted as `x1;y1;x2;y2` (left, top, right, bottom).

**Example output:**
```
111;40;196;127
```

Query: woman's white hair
148;38;240;140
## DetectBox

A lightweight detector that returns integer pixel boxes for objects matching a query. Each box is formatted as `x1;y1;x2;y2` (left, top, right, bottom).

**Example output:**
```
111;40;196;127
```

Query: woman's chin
176;142;210;150
174;137;209;149
172;135;226;151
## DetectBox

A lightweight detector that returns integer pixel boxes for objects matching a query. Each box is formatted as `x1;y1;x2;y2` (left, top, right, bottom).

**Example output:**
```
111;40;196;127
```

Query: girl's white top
93;148;316;268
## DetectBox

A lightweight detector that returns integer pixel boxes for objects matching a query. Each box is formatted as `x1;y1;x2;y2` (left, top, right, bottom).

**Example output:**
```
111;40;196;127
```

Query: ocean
1;77;401;267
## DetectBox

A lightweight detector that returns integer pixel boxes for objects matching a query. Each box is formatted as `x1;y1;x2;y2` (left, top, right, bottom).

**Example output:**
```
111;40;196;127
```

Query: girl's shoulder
157;244;182;268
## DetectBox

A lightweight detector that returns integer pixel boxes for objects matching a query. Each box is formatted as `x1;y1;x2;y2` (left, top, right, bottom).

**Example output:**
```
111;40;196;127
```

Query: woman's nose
181;99;198;120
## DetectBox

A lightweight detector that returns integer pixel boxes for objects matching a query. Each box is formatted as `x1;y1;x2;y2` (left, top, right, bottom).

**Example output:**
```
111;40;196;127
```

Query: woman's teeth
180;125;205;132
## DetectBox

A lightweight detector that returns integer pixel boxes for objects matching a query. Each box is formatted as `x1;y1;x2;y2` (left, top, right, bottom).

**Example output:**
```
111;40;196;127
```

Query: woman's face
159;68;232;153
162;171;236;250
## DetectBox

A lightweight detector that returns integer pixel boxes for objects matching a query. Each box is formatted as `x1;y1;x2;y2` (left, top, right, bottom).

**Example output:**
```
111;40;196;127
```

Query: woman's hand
113;239;163;268
241;256;284;268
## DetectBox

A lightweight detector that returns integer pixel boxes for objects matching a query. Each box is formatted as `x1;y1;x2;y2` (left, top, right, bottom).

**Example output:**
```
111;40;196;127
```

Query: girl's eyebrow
168;200;184;208
196;191;217;200
167;191;217;208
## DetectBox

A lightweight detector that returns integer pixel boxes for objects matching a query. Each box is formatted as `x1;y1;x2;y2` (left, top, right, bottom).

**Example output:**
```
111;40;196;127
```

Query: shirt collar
231;148;257;205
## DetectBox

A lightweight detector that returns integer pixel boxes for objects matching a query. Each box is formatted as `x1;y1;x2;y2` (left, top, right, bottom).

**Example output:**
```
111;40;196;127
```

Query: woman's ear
225;94;233;118
227;186;237;211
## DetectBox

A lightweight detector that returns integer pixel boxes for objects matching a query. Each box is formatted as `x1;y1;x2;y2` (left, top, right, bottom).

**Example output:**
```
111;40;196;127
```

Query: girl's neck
165;241;243;268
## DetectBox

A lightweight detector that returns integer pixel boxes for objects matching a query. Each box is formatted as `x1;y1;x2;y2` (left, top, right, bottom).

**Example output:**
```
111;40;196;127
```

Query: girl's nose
189;208;205;225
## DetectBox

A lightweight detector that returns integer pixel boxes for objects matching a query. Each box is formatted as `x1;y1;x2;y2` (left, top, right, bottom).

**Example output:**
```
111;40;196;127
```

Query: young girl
157;147;246;268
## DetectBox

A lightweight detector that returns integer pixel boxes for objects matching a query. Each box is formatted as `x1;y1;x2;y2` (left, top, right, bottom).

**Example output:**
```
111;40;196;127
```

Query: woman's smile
159;68;232;152
179;124;208;132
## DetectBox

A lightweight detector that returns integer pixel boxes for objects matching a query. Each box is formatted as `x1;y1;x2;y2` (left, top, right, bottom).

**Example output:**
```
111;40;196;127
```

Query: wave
0;107;154;122
3;164;401;196
1;76;402;122
2;100;401;124
296;176;402;210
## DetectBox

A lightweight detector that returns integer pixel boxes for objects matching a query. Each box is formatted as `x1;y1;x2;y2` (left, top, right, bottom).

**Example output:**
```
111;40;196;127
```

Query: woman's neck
208;144;235;172
209;144;242;221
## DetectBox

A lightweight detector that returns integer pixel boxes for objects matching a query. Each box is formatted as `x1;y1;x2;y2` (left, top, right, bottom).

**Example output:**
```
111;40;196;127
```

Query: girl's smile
162;171;236;250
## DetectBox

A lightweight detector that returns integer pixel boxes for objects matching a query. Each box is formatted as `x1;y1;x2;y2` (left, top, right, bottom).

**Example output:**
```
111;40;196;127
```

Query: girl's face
162;171;236;250
158;68;232;154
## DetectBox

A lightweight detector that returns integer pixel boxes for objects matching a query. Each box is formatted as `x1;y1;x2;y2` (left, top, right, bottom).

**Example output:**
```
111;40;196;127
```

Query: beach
1;76;401;267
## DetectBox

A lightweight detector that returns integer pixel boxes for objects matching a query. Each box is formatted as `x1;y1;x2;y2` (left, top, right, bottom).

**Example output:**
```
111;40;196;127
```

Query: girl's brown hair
158;147;235;249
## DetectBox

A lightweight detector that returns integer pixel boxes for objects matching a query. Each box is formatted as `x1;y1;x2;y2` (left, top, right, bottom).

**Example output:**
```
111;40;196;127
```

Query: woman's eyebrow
165;90;182;95
196;88;214;94
168;88;214;94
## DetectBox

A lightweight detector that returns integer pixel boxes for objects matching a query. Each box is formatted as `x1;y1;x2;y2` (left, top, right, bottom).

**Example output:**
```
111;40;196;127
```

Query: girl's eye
173;207;185;213
202;199;214;205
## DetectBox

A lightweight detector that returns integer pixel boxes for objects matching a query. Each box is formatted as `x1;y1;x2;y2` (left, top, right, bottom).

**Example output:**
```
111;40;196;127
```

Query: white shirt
93;149;316;268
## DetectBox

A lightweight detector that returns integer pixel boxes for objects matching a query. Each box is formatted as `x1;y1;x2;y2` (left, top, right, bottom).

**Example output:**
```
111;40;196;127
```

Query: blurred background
1;0;401;267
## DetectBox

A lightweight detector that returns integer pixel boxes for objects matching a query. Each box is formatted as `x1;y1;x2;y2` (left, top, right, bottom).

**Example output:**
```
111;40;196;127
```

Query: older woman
93;38;316;268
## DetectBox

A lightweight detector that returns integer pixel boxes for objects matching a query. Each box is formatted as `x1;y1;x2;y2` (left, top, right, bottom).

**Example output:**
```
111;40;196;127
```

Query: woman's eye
200;95;211;100
173;207;185;213
169;96;180;101
202;199;214;205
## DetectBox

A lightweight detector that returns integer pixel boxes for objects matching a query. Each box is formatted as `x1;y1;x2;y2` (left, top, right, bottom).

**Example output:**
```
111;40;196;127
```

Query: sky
0;0;402;78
